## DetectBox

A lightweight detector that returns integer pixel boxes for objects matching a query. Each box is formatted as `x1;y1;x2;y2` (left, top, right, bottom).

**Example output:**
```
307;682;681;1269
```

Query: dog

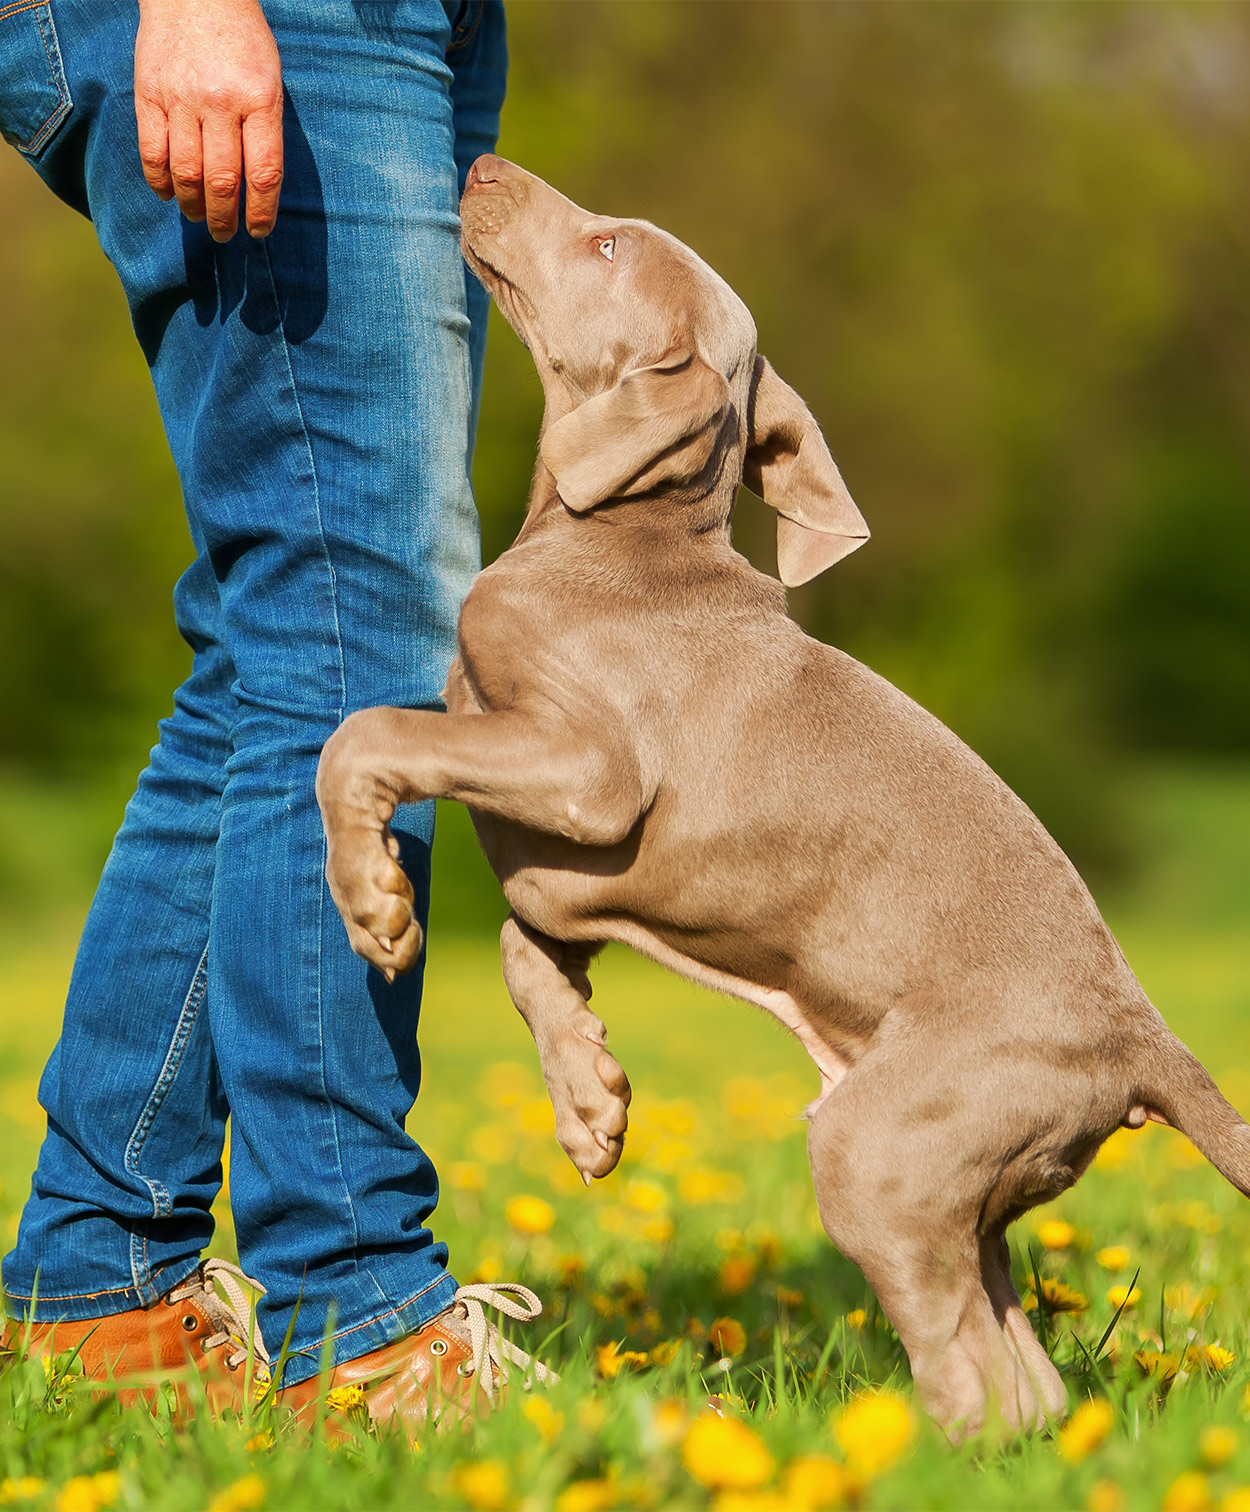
315;155;1250;1436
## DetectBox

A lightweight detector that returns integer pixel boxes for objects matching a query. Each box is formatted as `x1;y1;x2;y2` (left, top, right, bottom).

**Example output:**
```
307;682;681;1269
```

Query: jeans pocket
0;0;72;157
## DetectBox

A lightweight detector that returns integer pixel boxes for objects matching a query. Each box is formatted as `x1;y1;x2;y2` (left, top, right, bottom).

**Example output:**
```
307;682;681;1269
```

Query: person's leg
150;0;504;1382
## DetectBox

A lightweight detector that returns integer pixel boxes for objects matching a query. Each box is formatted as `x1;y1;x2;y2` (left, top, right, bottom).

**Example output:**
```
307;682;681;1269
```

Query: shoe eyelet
226;1356;240;1372
457;1362;475;1376
429;1338;449;1356
180;1314;199;1332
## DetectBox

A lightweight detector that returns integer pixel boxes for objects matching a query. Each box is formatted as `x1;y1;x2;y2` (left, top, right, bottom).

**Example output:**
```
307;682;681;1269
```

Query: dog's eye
597;237;615;263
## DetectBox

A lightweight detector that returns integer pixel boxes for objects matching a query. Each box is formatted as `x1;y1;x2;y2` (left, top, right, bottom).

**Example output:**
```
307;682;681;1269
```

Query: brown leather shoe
0;1259;270;1419
277;1282;554;1435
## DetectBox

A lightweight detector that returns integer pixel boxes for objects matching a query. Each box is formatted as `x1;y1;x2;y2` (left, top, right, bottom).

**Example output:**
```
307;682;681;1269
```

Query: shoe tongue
438;1304;474;1349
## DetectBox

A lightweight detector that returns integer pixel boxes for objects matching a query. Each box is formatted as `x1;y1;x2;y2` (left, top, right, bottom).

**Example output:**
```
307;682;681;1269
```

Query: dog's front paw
325;826;423;982
546;1008;632;1183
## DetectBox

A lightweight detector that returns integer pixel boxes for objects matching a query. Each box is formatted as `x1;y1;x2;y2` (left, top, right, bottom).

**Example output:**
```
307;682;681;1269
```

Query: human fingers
134;93;174;201
167;111;207;224
201;109;243;242
241;104;284;238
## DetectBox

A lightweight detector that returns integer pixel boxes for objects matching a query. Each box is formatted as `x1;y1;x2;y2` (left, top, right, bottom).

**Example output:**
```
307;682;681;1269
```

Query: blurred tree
1;1;1248;877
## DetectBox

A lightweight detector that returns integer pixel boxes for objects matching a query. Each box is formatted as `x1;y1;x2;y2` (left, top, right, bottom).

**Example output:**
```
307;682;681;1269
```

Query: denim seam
2;1258;196;1307
122;941;210;1292
15;2;72;156
288;1273;452;1363
257;239;365;1284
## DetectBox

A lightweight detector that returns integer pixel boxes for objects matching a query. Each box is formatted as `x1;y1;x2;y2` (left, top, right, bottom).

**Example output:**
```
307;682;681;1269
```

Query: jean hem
1;1254;205;1325
275;1270;460;1388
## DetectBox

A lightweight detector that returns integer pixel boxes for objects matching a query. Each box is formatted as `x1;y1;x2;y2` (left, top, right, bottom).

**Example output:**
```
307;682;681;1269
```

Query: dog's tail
1136;1031;1250;1197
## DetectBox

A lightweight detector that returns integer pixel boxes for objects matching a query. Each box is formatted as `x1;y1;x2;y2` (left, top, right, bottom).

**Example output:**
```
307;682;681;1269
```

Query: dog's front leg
500;913;630;1181
316;706;651;979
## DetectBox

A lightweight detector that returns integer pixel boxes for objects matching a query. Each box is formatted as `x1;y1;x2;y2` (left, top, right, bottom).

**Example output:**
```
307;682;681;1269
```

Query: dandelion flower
206;1476;266;1512
651;1399;688;1446
1188;1344;1236;1374
1057;1399;1114;1463
452;1462;511;1512
522;1396;565;1445
1222;1490;1250;1512
1199;1425;1238;1469
578;1399;608;1434
1106;1285;1141;1311
1096;1246;1130;1272
1161;1471;1212;1512
1024;1278;1088;1314
651;1339;681;1366
244;1431;274;1453
845;1309;867;1330
447;1161;487;1192
708;1317;748;1357
557;1254;585;1287
56;1474;121;1512
325;1383;367;1413
0;1481;46;1506
1038;1219;1076;1251
682;1414;775;1490
719;1255;758;1297
506;1194;556;1236
679;1168;746;1205
642;1215;675;1244
775;1286;804;1309
471;1125;514;1165
596;1341;648;1379
624;1178;668;1214
1134;1347;1179;1383
555;1481;617;1512
783;1454;847;1509
832;1388;915;1476
1086;1481;1123;1512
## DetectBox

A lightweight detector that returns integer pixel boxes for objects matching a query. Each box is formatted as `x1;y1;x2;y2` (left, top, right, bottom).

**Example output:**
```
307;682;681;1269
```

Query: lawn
1;766;1249;1511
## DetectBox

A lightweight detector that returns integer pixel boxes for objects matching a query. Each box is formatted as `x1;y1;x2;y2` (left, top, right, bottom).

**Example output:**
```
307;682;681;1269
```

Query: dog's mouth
459;221;542;349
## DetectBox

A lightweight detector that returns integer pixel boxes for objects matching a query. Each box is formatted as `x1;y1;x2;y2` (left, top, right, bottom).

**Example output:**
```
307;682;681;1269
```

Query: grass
0;765;1249;1510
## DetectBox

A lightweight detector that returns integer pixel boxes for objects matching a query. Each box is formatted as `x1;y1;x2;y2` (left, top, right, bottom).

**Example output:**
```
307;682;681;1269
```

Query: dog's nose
466;153;507;190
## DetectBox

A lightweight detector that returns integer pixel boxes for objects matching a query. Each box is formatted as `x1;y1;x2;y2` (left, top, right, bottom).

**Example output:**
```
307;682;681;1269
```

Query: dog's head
460;156;868;585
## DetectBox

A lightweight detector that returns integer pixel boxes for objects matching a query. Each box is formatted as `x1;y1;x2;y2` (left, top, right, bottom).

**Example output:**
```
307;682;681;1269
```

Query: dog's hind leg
807;1052;1068;1439
500;913;631;1182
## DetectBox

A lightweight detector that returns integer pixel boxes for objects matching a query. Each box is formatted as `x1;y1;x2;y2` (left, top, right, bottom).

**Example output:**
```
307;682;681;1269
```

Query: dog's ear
743;355;869;587
540;350;730;513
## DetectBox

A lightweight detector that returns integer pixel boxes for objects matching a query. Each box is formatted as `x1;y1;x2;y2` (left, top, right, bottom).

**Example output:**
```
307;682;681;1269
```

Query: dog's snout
466;153;508;190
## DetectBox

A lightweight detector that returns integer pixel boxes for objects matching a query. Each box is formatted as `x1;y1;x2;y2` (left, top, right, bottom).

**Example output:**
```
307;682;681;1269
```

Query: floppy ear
540;351;730;513
743;355;869;587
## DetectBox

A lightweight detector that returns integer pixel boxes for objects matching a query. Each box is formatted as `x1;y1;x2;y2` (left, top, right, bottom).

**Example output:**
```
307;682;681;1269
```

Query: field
2;766;1250;1511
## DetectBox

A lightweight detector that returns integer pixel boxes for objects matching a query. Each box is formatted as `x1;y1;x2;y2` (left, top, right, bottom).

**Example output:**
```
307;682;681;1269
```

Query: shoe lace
449;1282;554;1403
165;1260;271;1374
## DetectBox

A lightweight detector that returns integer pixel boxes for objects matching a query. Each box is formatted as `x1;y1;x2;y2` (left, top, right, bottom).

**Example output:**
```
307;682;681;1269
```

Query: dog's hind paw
545;1010;632;1182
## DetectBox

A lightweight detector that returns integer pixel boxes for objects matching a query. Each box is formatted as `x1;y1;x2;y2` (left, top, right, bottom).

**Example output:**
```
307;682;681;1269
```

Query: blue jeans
0;0;505;1385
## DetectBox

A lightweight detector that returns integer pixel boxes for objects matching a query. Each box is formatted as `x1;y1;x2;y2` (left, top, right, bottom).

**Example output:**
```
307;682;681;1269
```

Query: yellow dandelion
682;1414;775;1491
719;1255;758;1297
1087;1481;1123;1512
447;1160;487;1192
775;1286;804;1308
452;1462;511;1512
1038;1219;1076;1251
471;1253;503;1284
325;1382;367;1413
557;1253;585;1287
471;1125;515;1165
1167;1283;1217;1320
651;1399;689;1447
578;1399;608;1434
244;1431;274;1453
595;1341;648;1379
505;1194;556;1236
624;1178;668;1214
832;1388;915;1477
783;1454;847;1510
642;1215;675;1244
844;1309;867;1330
1162;1472;1213;1512
651;1339;681;1366
523;1396;565;1444
519;1097;555;1135
555;1481;618;1512
1096;1246;1130;1272
206;1476;266;1512
708;1317;748;1357
1;1481;46;1506
1057;1398;1114;1463
687;1318;708;1343
1134;1347;1179;1383
1024;1278;1088;1314
56;1474;121;1512
711;1494;788;1511
679;1168;746;1205
1106;1285;1141;1311
1222;1490;1250;1512
1188;1344;1237;1374
1200;1426;1239;1469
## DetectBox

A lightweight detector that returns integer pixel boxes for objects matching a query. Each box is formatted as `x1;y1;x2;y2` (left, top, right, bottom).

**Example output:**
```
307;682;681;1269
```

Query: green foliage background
2;0;1250;881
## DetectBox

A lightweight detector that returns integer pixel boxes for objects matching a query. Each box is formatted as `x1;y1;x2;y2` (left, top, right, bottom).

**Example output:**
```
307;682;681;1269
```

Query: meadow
1;765;1249;1511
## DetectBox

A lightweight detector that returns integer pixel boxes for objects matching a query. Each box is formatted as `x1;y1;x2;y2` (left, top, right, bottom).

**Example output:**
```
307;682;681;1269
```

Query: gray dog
315;155;1250;1436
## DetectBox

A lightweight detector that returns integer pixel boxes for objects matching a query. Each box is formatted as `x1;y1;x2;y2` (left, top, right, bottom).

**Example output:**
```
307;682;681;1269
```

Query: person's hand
134;0;284;242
